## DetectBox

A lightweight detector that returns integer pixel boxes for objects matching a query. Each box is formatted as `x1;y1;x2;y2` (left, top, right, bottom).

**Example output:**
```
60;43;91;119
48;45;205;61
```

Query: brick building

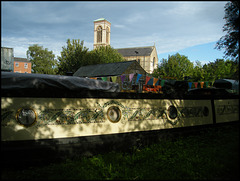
14;57;31;73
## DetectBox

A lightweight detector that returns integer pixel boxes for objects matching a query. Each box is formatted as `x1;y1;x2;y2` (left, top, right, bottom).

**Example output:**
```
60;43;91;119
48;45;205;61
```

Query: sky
1;1;227;65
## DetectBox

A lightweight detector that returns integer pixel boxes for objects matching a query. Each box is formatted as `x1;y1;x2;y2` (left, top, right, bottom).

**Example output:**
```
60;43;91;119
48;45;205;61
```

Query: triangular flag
200;82;204;88
120;74;126;83
90;77;97;80
129;73;134;82
145;76;151;85
188;82;192;89
205;81;209;87
160;80;165;87
194;82;198;88
101;77;107;81
136;74;142;84
153;78;158;86
111;76;117;83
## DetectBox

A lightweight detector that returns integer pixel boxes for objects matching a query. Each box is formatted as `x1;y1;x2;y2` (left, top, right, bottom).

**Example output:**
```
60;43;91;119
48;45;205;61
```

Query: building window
153;57;155;68
24;63;28;69
106;27;110;44
97;26;102;43
15;62;19;67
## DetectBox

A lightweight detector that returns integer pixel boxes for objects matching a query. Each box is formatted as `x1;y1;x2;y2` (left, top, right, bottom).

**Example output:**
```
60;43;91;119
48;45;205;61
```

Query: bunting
160;80;165;87
194;82;198;88
205;81;209;88
91;74;210;90
129;74;134;82
101;77;108;81
145;76;151;85
111;76;117;83
153;78;158;86
136;74;142;84
188;82;192;89
120;74;126;83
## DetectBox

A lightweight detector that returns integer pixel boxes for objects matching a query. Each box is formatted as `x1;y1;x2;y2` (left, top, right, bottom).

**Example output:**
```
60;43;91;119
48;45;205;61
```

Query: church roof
73;60;138;77
94;18;110;23
94;18;105;21
116;46;154;57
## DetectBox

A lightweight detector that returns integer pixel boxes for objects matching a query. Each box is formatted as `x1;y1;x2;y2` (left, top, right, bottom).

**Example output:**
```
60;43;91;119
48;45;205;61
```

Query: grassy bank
2;123;239;180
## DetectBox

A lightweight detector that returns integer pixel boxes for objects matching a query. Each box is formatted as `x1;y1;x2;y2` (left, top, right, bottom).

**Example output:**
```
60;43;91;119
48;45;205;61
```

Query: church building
93;18;158;74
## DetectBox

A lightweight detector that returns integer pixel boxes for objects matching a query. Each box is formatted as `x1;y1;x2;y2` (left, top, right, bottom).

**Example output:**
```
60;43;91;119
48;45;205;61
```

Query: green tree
57;39;89;75
88;45;125;64
152;53;194;80
191;61;205;82
202;59;238;82
27;44;57;74
57;40;125;75
216;1;239;62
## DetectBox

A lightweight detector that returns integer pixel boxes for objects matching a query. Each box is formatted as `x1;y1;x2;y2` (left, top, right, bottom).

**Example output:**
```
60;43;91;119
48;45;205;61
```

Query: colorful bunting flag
200;82;204;88
101;77;107;81
153;78;158;86
120;74;126;83
205;81;209;87
145;76;151;85
136;74;142;84
194;82;198;88
129;74;134;82
160;80;165;87
90;77;97;80
111;76;117;83
188;82;192;89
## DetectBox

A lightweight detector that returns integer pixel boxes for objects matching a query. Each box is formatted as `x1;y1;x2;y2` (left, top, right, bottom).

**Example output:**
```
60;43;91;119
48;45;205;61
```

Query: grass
1;123;239;180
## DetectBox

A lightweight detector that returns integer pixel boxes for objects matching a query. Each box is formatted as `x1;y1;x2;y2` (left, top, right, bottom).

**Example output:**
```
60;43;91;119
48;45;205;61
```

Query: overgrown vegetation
2;124;239;180
152;53;239;82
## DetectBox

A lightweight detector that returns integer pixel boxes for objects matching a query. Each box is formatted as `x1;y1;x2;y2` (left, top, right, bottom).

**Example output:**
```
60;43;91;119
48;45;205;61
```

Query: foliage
191;61;205;82
56;39;89;75
27;44;57;74
88;45;126;65
152;53;194;80
57;39;125;75
152;53;239;82
216;1;239;62
2;124;239;180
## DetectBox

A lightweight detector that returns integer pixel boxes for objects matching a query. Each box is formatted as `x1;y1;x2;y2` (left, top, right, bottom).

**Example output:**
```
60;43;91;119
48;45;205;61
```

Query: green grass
2;124;239;180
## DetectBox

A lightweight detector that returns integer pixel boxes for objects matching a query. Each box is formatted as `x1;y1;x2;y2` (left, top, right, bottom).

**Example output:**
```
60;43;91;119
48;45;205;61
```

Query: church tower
93;18;111;49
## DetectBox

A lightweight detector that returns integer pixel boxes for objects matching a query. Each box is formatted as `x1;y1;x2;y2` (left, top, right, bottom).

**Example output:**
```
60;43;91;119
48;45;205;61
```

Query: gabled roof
14;57;30;62
73;61;138;77
116;46;154;57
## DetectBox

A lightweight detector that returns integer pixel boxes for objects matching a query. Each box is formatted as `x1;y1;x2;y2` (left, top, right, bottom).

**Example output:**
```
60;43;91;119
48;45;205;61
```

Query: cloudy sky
1;1;227;65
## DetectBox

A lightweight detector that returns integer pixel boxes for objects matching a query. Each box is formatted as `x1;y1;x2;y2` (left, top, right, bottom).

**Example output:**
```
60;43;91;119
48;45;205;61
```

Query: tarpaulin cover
1;72;120;92
213;79;239;91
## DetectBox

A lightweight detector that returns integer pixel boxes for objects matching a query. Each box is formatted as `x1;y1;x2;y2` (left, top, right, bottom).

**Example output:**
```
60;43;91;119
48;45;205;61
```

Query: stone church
93;18;158;74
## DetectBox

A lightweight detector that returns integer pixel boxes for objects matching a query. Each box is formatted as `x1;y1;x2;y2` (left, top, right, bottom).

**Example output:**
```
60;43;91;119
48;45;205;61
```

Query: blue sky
1;1;227;65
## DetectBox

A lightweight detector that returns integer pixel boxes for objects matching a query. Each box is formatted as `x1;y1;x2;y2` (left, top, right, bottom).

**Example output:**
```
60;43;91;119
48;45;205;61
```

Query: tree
57;39;89;75
191;61;205;82
216;1;239;62
27;44;57;74
152;53;194;80
57;39;125;75
202;59;238;82
88;45;125;64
